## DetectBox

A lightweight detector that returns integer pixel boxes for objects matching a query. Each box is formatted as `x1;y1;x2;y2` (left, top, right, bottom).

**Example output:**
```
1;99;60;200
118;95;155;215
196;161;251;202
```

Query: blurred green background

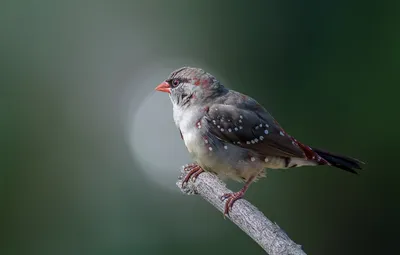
1;0;399;254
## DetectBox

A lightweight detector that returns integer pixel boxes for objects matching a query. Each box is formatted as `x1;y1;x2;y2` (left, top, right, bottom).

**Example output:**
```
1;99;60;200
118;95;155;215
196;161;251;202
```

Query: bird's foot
221;190;245;216
182;163;204;188
220;176;254;217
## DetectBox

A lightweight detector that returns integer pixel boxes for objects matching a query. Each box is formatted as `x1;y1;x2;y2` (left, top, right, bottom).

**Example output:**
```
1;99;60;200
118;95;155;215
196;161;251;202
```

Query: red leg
221;176;255;216
182;163;204;188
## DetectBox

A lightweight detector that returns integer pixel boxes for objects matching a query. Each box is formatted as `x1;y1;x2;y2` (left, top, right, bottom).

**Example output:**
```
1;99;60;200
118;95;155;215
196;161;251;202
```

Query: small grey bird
155;67;363;215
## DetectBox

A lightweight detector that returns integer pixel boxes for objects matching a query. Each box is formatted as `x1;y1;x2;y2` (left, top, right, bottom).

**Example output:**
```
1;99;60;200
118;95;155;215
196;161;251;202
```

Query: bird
155;67;363;216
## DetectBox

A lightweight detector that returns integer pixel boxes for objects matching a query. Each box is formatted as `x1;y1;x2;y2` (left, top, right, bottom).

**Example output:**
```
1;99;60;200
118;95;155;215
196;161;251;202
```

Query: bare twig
177;165;306;255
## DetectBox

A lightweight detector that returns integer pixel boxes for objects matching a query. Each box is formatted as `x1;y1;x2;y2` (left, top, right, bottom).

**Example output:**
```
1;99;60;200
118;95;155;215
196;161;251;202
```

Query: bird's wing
204;100;305;158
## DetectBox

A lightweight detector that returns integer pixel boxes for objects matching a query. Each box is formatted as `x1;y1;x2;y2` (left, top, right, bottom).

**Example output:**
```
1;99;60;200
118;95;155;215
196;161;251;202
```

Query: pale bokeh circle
124;63;192;192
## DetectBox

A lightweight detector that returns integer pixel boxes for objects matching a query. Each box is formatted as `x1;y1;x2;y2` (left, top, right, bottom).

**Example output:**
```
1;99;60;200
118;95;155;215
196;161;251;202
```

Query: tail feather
312;147;364;174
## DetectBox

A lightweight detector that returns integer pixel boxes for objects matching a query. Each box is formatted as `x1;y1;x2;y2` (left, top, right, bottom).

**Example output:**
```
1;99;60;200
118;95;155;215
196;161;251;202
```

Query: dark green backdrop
1;0;399;254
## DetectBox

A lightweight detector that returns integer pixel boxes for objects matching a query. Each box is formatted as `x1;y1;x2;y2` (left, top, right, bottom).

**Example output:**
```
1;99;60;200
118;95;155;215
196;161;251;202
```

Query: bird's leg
221;176;255;216
182;163;204;187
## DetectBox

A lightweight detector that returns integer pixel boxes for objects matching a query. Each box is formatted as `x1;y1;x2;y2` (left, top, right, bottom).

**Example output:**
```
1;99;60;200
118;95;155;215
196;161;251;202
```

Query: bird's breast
173;106;205;154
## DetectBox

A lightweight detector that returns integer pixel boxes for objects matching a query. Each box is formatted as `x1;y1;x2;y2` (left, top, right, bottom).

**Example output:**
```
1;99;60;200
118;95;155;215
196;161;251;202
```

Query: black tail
312;148;364;174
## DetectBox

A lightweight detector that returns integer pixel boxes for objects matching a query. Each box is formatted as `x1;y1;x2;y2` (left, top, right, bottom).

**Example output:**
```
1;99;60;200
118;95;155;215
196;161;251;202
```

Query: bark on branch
177;165;307;255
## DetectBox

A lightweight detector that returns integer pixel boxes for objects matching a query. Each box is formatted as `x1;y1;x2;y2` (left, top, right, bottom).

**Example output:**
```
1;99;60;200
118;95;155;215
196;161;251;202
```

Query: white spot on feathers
228;128;232;132
265;158;269;162
224;145;228;150
246;141;251;144
251;157;255;162
259;136;264;140
264;129;269;134
280;131;284;136
234;127;238;131
208;147;213;151
240;115;243;119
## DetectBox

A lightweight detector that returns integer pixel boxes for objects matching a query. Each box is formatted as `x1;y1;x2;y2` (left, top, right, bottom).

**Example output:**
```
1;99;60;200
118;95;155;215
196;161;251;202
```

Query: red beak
155;81;171;93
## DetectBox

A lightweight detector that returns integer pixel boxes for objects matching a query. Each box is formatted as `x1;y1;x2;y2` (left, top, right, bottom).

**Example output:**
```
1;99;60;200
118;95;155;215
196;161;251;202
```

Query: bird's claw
181;164;204;188
220;191;245;216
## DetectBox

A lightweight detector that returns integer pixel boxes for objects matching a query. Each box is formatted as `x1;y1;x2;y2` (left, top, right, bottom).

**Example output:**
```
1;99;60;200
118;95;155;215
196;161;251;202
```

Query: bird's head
155;67;226;108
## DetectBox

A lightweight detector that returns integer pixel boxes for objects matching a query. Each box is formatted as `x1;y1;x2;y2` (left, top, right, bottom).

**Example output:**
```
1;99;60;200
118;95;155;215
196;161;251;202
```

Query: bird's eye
171;79;180;87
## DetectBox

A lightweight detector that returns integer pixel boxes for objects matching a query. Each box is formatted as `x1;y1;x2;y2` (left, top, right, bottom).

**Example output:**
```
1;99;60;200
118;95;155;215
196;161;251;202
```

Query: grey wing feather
205;97;305;158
